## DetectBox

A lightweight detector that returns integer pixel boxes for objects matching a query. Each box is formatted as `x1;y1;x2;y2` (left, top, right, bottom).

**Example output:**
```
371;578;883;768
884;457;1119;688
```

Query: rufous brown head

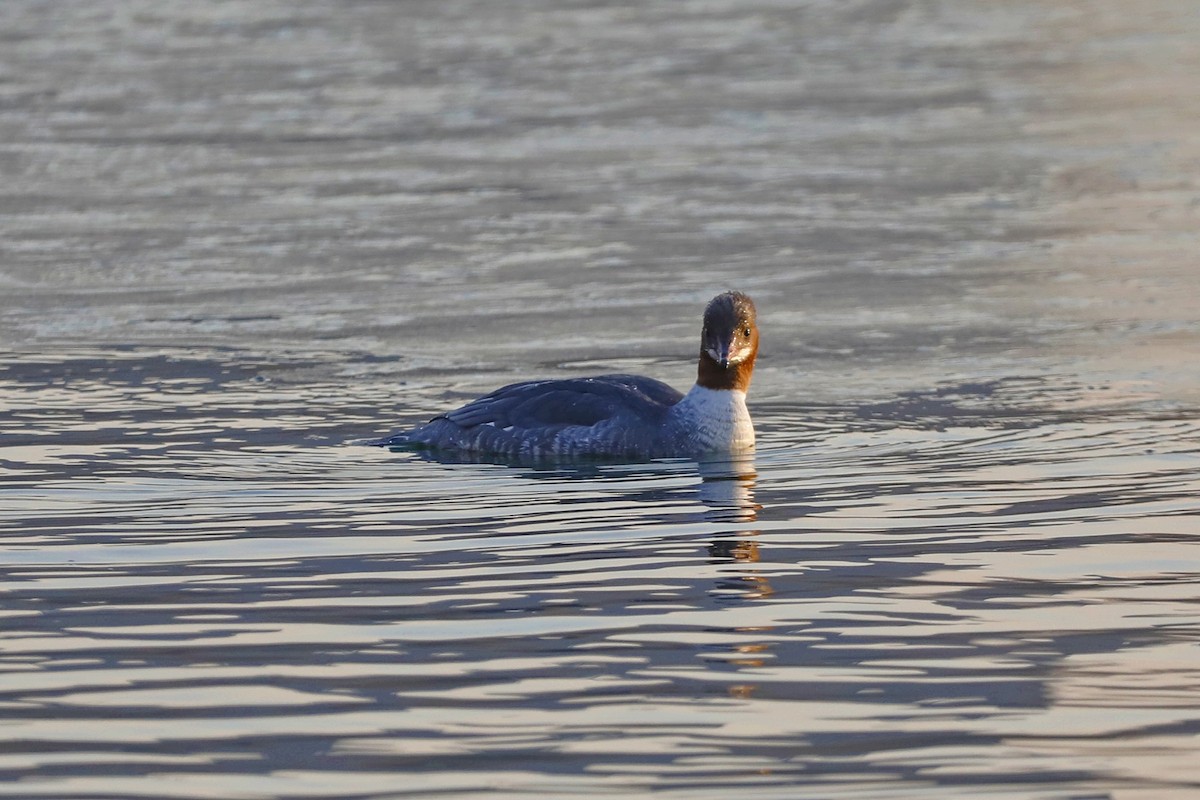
697;291;758;392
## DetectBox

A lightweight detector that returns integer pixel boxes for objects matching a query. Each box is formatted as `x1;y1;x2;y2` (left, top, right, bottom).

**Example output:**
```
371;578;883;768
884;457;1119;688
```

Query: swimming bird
378;291;758;460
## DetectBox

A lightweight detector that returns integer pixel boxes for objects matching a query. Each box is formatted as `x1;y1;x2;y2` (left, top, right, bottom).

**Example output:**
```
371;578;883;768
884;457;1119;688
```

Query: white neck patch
673;385;755;453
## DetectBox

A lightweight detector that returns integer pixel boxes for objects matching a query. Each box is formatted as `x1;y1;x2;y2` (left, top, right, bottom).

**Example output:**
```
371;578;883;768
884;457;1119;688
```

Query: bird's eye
742;327;752;338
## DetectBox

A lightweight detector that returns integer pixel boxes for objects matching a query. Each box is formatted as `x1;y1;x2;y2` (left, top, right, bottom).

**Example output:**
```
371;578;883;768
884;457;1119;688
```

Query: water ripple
3;350;1198;799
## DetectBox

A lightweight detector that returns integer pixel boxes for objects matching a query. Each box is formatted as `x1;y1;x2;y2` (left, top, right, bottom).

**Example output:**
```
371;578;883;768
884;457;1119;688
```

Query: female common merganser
379;291;758;460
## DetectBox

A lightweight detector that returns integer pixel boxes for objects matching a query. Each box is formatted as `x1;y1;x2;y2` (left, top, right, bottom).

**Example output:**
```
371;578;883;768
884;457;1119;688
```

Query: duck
377;291;758;460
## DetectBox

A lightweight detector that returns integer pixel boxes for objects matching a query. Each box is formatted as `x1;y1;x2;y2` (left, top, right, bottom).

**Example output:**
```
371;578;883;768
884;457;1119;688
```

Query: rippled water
4;365;1198;798
3;1;1200;798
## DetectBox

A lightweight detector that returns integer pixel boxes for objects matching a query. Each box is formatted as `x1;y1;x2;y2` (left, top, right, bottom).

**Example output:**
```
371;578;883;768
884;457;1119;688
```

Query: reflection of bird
699;456;770;598
697;454;760;523
378;292;759;460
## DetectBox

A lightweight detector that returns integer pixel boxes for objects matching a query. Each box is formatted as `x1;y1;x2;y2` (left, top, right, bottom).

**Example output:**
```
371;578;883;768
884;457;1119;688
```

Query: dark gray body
381;374;689;459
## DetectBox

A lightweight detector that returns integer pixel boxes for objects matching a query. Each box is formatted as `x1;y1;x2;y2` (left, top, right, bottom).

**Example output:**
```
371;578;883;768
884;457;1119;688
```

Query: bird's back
386;374;685;459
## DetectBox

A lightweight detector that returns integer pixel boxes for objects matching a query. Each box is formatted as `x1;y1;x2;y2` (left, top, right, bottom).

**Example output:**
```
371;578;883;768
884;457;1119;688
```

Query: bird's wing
442;374;683;430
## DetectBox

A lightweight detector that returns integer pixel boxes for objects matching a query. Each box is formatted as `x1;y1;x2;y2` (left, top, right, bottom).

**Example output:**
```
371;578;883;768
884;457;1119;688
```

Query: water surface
2;1;1199;798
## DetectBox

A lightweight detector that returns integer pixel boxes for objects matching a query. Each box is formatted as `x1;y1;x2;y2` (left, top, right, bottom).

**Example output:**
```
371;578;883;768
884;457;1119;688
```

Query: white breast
671;385;755;453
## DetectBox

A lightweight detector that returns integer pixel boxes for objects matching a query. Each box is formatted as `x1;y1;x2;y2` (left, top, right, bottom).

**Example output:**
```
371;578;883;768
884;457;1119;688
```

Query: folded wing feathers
442;375;681;432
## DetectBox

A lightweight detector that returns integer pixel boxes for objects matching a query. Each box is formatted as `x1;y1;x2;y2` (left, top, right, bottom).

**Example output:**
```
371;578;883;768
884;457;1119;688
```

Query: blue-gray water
2;1;1199;798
